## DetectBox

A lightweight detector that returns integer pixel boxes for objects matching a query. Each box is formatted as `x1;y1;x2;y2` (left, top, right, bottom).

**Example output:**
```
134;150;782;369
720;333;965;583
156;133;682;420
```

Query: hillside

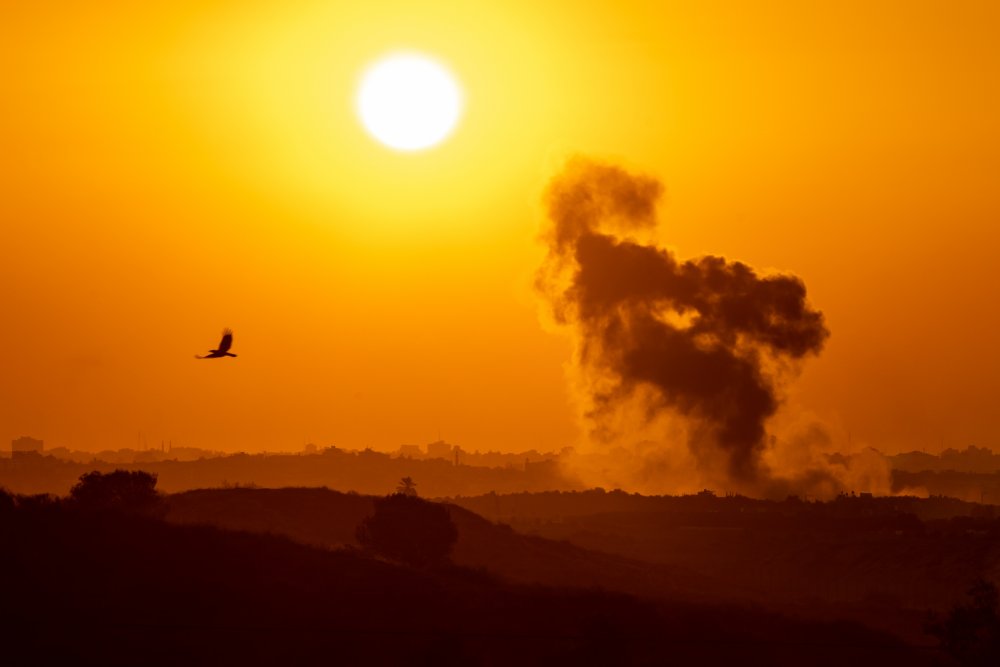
447;490;1000;615
164;486;1000;646
0;494;930;666
165;487;731;604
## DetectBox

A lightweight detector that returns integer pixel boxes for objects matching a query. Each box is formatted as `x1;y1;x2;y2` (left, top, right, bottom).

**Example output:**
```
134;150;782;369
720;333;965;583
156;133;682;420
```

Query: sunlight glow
356;53;463;151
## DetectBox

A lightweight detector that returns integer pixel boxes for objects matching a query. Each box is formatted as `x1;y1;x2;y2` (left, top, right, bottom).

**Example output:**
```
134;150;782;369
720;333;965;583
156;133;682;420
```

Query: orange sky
2;0;998;455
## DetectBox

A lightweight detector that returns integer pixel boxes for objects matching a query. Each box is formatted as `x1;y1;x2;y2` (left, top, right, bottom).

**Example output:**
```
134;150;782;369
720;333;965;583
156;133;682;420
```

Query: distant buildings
422;441;463;465
392;441;562;470
394;441;456;461
397;444;423;458
426;440;453;460
11;436;43;459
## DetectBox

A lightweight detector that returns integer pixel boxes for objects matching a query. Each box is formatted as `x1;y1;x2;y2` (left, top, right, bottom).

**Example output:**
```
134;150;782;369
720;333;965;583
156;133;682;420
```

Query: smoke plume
537;157;871;497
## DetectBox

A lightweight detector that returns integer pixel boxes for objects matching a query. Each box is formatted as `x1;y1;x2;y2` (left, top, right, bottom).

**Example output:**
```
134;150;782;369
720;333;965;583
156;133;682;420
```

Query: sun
356;53;463;151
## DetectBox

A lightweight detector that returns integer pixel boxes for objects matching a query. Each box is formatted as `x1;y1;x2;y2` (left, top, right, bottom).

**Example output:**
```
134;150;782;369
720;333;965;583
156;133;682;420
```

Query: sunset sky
2;0;998;456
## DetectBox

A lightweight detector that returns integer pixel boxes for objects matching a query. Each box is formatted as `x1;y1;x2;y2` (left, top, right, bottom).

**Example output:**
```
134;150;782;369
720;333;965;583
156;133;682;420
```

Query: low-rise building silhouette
426;440;453;461
397;444;423;458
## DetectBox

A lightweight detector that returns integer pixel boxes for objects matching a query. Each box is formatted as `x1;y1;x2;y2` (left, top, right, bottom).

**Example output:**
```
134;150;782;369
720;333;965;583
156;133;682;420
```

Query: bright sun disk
356;53;463;151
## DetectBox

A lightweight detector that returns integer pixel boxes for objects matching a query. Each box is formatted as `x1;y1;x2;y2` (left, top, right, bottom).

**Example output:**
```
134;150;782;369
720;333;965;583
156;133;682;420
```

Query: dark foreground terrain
449;491;1000;606
0;487;941;666
164;486;1000;650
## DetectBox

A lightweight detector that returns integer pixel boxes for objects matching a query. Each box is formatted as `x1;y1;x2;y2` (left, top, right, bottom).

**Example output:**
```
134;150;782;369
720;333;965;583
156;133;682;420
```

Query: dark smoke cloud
538;157;830;488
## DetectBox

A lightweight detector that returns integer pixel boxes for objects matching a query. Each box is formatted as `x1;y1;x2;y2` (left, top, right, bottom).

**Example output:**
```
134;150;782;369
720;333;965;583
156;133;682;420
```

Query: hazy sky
2;0;998;454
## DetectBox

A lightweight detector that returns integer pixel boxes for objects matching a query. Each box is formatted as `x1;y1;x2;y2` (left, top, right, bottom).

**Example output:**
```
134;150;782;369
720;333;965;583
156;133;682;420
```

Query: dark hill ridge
164;487;732;604
167;486;374;546
161;486;997;647
1;494;933;666
445;489;1000;640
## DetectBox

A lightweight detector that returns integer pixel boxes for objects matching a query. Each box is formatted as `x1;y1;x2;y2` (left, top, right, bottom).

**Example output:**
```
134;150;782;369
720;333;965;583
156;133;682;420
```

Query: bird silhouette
196;328;237;359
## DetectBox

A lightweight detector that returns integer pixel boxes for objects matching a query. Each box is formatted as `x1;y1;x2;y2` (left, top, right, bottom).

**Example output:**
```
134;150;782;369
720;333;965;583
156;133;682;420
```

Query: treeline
446;487;994;523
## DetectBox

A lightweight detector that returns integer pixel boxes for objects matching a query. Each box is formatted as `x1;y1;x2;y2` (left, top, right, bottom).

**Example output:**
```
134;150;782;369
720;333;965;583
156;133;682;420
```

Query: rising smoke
538;157;884;498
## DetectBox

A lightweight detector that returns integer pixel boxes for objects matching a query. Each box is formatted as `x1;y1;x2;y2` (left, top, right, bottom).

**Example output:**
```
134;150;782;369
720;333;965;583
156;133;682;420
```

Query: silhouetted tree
356;494;457;568
16;493;58;511
0;487;14;513
928;578;1000;666
69;470;162;514
396;476;418;497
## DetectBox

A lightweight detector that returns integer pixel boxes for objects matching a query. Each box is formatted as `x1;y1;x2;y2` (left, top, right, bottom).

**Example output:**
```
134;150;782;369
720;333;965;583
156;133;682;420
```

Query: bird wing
218;328;233;353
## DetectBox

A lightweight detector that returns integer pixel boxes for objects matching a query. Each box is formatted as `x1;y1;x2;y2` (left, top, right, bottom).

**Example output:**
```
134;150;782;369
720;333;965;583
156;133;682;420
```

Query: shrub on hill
357;493;457;568
928;578;1000;666
69;469;162;514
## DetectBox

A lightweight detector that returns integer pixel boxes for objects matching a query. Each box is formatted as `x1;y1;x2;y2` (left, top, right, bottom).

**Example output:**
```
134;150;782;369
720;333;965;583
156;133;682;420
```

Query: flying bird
196;328;237;359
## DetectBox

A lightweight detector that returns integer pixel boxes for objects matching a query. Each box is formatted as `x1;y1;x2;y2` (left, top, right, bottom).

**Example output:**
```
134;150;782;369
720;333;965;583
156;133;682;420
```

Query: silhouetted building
426;440;453;460
398;444;422;458
12;436;43;459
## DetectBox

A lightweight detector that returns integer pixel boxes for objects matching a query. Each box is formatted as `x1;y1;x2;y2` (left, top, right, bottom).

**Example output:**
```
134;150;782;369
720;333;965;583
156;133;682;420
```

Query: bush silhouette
356;494;457;568
0;487;14;513
69;469;162;514
928;578;1000;666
